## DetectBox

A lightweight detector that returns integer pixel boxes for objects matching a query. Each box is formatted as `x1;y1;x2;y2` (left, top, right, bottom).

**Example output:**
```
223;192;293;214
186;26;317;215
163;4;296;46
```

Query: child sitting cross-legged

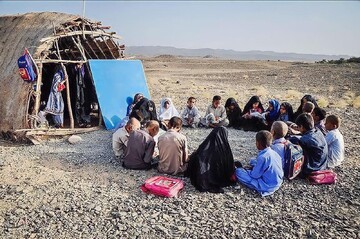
181;97;201;128
158;116;189;175
295;113;328;176
270;121;288;169
311;107;327;136
235;130;284;197
201;95;229;128
325;115;345;168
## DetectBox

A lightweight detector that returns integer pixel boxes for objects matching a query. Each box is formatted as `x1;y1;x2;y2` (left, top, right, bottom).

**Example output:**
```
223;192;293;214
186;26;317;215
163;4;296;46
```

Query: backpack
141;176;184;198
18;49;37;82
308;170;337;185
129;98;158;125
282;141;304;180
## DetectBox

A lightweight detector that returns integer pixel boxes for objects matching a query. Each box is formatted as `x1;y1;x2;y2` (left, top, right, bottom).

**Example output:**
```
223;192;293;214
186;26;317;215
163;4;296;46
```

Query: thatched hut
0;12;124;140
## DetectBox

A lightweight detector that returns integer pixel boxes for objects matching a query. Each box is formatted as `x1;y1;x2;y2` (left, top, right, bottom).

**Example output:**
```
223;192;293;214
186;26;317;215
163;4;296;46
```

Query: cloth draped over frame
74;64;90;125
185;127;235;193
44;68;65;126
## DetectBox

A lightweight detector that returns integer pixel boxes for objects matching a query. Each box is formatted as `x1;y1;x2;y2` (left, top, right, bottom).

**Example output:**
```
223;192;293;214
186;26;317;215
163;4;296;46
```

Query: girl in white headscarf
159;97;179;127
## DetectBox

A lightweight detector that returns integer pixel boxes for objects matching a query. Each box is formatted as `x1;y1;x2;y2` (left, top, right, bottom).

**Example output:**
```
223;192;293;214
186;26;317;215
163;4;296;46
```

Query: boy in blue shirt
235;130;284;197
296;113;328;175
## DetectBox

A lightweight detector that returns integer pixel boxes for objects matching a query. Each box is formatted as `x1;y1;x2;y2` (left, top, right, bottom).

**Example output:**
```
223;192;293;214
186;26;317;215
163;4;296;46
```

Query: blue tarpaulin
88;60;150;130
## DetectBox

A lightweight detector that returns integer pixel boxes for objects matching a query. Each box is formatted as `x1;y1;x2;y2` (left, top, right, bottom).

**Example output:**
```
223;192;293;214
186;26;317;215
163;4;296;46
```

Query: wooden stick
33;62;43;116
21;126;102;135
55;39;74;129
34;59;87;64
101;36;116;58
40;30;122;43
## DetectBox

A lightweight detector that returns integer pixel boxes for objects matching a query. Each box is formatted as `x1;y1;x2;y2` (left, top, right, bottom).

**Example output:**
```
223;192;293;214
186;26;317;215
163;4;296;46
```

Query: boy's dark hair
295;113;314;131
256;130;273;148
313;107;326;120
303;102;315;113
188;96;196;102
168;116;183;129
213;95;221;102
326;115;341;128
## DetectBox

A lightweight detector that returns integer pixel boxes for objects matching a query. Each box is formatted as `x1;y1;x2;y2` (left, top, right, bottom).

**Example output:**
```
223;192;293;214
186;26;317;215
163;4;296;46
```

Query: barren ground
0;57;359;238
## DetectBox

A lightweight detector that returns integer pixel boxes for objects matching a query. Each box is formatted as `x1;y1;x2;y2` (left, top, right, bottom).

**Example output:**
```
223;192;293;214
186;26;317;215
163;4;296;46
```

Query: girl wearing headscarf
44;66;65;128
185;127;235;193
225;98;242;128
241;96;265;131
159;97;179;127
277;102;294;123
293;95;318;120
264;99;280;127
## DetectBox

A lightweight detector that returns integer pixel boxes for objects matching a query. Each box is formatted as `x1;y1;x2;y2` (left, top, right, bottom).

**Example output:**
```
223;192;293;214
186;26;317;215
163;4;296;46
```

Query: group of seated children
112;93;345;196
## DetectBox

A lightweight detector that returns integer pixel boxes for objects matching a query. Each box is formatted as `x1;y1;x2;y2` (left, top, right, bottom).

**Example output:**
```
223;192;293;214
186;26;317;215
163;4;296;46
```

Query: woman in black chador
74;62;91;127
185;127;235;193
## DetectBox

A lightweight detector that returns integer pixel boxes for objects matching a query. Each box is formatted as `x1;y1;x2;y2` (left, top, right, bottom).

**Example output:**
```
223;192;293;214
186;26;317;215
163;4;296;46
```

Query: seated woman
158;97;179;129
293;94;318;120
115;93;144;131
129;97;158;127
263;99;280;129
225;98;242;128
185;127;235;193
241;95;265;131
127;93;144;116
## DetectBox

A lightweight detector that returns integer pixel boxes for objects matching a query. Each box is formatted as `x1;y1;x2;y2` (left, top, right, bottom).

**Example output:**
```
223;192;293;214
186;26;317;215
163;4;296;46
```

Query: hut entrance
34;63;100;129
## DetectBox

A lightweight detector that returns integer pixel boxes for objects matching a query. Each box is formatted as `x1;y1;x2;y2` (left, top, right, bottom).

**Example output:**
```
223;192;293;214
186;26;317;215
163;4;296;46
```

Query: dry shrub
332;99;348;108
255;86;268;97
352;96;360;108
274;94;283;101
226;89;238;99
284;89;302;100
343;91;356;101
202;91;211;99
317;97;329;108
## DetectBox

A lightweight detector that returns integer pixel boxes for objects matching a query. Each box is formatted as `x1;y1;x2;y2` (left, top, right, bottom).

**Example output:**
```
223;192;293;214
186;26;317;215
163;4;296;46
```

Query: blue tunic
236;147;284;197
44;70;64;126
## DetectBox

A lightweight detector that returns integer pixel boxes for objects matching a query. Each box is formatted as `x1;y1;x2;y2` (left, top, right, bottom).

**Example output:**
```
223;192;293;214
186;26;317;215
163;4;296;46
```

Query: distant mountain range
126;46;352;62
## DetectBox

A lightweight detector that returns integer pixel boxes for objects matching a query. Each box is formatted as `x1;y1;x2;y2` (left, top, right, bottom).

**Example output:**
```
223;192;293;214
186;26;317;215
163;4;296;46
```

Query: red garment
57;82;65;92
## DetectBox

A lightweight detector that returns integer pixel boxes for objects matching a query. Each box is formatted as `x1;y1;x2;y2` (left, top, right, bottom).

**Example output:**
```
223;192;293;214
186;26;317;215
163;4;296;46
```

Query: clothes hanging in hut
44;68;65;127
74;64;90;126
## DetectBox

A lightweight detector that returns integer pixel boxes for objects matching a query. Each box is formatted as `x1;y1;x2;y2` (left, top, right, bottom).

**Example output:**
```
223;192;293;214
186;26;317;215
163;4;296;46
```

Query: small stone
68;135;82;144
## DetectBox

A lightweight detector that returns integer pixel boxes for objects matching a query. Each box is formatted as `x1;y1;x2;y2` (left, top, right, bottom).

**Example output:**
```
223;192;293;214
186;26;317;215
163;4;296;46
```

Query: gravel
1;58;359;238
0;126;359;238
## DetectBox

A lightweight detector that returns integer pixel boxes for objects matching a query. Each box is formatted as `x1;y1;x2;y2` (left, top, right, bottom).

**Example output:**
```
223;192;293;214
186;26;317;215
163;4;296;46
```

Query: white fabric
326;129;345;168
159;97;179;121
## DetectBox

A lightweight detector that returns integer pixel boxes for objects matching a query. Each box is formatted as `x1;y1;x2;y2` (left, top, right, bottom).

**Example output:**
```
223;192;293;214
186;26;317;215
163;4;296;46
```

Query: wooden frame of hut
0;12;125;142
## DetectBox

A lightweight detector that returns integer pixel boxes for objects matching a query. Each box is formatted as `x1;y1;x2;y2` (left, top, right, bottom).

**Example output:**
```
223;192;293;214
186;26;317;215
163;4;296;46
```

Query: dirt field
0;57;359;238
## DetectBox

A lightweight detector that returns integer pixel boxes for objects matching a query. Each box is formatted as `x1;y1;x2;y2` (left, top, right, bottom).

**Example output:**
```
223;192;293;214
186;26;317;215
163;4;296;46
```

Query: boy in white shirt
181;97;201;128
325;115;345;168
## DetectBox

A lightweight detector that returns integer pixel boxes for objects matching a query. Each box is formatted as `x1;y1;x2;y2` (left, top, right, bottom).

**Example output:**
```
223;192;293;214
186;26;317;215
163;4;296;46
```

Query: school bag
141;176;184;198
308;170;337;185
282;141;304;180
17;49;37;82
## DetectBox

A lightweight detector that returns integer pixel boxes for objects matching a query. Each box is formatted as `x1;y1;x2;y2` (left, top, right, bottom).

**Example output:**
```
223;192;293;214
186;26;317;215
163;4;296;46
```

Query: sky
1;1;360;56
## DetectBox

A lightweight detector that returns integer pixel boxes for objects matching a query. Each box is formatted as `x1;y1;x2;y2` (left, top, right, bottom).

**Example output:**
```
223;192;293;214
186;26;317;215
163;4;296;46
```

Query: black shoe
234;161;243;168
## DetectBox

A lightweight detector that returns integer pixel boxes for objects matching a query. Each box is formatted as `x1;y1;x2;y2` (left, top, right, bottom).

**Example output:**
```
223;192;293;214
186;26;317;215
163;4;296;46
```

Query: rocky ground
0;57;359;238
